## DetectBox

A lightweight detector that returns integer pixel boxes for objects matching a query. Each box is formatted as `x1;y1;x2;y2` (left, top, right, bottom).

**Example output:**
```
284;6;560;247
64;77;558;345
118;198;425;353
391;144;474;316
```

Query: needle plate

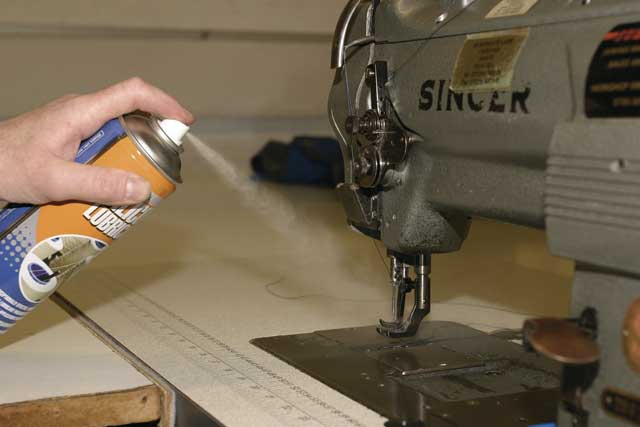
252;321;560;426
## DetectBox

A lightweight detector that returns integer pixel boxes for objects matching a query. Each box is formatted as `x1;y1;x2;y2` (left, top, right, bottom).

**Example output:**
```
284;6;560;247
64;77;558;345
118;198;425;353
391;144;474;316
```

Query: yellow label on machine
450;28;529;93
486;0;539;19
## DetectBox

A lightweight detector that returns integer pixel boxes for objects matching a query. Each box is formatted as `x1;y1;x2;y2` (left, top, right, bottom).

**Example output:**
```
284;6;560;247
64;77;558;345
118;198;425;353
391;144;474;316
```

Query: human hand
0;77;194;206
625;298;640;373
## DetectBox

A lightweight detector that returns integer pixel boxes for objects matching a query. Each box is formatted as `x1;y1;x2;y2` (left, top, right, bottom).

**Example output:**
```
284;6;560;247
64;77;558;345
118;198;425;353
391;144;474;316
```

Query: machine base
252;321;561;427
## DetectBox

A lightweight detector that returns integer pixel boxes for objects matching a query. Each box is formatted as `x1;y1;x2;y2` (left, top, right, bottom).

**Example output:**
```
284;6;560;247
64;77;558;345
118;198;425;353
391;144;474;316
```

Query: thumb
44;160;151;205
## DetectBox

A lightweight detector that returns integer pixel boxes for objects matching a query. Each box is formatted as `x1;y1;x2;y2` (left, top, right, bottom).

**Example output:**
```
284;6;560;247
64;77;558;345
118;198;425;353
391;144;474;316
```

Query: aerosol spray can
0;112;188;334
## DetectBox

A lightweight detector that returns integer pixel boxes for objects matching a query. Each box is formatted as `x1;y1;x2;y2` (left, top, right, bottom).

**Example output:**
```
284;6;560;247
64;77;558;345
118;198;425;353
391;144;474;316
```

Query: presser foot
378;252;431;338
377;308;429;338
252;321;561;426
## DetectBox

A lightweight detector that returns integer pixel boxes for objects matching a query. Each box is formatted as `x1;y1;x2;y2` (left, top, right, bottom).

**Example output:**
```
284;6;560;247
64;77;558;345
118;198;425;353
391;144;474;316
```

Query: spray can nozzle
158;119;189;147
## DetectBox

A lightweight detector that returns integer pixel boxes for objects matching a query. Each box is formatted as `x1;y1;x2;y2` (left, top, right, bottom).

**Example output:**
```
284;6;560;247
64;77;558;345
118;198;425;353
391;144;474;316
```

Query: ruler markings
87;277;367;427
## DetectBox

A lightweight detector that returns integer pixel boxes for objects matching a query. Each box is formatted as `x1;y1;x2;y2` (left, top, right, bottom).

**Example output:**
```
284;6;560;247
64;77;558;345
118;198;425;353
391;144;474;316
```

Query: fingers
0;78;188;205
42;160;151;206
66;77;195;139
625;299;640;372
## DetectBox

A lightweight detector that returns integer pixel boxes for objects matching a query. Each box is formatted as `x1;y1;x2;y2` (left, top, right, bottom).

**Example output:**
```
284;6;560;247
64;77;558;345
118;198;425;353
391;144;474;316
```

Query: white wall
1;1;345;34
0;1;347;119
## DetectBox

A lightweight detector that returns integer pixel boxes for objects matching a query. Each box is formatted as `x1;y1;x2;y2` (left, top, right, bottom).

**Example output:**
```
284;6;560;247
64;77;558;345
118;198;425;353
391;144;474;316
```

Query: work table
0;119;573;426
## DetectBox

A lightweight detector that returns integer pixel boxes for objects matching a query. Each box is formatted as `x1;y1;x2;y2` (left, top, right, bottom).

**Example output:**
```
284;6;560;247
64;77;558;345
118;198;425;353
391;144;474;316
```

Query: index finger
68;77;195;139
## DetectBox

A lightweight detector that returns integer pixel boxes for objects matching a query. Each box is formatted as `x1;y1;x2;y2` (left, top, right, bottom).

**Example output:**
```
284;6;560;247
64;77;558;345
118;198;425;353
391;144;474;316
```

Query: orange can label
0;118;177;333
38;136;175;243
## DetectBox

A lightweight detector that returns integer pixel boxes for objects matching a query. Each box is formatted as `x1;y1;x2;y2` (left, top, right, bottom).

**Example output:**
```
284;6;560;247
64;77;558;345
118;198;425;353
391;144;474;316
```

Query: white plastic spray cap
159;119;190;146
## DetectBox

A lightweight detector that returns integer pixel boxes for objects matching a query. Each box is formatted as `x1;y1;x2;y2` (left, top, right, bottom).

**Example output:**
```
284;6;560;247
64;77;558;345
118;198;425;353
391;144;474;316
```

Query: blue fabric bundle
251;136;344;187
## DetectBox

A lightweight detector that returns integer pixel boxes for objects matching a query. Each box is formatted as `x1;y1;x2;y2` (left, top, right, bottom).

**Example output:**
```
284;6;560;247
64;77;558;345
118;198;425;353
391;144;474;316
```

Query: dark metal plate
251;321;560;427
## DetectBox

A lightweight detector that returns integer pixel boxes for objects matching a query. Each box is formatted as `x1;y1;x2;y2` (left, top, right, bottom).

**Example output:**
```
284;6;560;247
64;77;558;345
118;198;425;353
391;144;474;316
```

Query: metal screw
366;68;376;80
436;12;447;23
345;116;360;135
610;159;627;173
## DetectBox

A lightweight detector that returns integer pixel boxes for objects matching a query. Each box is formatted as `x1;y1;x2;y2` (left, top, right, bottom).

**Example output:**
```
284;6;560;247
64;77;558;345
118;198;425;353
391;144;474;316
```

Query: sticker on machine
486;0;539;19
19;235;108;303
585;23;640;118
602;388;640;426
450;28;529;92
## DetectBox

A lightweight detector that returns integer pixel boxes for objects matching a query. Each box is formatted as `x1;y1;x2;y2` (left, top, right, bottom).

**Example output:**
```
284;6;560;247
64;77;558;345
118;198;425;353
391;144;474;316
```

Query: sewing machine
253;1;640;426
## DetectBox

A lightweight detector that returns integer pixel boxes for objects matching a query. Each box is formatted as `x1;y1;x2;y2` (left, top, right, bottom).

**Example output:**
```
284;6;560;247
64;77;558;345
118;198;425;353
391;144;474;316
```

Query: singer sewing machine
253;1;640;426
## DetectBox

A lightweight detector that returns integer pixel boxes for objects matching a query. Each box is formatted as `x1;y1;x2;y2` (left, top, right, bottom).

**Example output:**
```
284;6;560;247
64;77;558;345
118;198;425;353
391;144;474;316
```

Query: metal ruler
55;276;378;427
